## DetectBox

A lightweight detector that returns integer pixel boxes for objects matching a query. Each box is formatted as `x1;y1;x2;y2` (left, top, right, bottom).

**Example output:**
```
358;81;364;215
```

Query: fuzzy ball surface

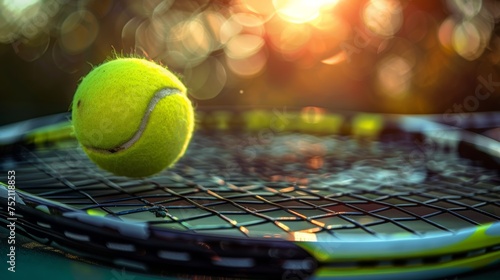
72;57;194;177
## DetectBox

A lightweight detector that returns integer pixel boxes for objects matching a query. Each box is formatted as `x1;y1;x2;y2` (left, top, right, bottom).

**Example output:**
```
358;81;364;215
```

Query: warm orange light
291;231;318;241
362;0;403;37
300;106;326;124
273;0;340;24
307;156;324;170
376;55;413;99
321;52;348;65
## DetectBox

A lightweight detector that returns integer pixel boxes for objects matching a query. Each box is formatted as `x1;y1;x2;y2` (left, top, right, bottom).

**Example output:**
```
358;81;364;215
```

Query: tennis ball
71;57;194;177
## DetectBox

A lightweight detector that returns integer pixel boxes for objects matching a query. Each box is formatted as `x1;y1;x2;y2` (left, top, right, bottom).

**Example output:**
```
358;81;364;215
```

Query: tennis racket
0;108;499;279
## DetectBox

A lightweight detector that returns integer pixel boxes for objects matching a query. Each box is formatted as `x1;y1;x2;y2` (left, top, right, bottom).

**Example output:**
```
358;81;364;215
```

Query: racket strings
7;131;500;239
20;146;160;216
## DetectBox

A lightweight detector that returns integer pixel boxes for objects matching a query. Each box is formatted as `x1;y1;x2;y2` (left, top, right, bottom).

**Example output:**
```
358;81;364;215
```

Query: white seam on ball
86;87;182;154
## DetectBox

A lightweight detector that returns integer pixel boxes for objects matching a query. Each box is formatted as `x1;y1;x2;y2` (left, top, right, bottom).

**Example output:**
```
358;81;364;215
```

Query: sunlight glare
273;0;340;24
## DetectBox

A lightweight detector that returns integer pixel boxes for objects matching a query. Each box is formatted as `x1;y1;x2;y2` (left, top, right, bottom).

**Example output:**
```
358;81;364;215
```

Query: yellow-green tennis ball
71;57;194;177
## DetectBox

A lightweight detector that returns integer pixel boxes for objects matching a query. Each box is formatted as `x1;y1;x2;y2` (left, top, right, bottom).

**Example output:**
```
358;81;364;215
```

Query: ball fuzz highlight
72;57;194;177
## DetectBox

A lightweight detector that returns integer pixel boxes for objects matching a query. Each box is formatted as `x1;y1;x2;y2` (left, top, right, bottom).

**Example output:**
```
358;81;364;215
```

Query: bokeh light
59;10;99;55
184;56;227;100
439;0;495;61
376;54;413;99
1;0;500;125
363;0;403;37
273;0;340;24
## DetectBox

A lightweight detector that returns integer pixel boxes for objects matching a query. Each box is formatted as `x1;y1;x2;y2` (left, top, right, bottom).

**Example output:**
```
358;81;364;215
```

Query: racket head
0;109;499;279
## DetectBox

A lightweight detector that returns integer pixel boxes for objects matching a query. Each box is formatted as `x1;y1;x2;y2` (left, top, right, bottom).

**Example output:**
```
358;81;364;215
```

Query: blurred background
0;0;499;126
